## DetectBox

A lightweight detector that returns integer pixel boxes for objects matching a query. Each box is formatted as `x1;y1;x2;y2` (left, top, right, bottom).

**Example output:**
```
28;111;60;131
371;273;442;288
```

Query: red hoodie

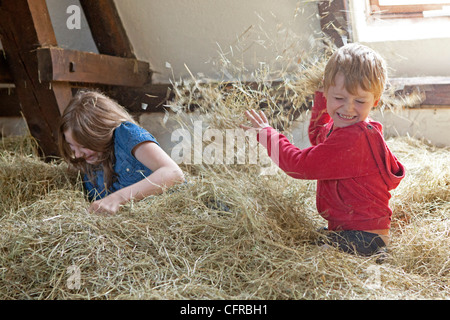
258;91;405;231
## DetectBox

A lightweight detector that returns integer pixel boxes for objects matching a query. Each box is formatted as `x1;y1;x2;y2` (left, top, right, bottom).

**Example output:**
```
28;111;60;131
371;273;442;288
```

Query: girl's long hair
58;90;136;190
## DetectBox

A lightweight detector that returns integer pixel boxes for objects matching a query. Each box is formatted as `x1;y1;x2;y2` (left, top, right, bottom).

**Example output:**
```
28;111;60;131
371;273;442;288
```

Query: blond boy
242;44;405;256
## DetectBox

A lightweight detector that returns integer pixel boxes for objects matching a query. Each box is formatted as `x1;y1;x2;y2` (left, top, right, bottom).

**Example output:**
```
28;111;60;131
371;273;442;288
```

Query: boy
241;43;405;256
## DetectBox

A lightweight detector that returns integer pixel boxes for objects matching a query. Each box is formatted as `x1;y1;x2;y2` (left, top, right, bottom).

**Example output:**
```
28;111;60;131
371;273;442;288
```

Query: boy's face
324;72;379;129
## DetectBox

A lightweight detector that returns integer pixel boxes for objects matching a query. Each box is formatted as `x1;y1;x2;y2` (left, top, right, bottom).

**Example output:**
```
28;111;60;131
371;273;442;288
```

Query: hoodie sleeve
258;124;381;181
308;91;333;146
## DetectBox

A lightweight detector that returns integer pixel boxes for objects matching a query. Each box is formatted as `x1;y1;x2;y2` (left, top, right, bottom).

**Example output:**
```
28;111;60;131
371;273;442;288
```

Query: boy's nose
346;101;355;112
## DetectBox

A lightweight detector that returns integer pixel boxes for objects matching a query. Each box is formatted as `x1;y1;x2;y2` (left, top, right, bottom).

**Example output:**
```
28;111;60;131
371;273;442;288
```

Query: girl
58;90;184;215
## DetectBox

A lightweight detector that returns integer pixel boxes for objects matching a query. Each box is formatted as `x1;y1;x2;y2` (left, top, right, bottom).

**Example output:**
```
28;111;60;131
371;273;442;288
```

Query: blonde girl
58;90;184;215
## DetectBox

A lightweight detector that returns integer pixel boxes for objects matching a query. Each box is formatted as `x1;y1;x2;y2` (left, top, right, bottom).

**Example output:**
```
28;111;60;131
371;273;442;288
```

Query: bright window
351;0;450;42
369;0;450;18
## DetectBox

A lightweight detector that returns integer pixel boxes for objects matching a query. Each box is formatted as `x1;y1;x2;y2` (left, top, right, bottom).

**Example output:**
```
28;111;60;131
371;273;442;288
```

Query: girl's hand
240;109;270;131
89;193;124;215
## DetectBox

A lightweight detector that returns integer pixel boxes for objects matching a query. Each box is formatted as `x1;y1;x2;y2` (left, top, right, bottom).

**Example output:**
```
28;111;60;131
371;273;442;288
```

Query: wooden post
79;0;156;112
318;0;352;47
79;0;136;59
0;0;73;159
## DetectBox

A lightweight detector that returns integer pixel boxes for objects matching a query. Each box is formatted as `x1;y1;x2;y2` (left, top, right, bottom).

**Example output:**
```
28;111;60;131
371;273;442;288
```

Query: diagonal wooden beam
317;0;352;47
79;0;136;59
0;0;73;159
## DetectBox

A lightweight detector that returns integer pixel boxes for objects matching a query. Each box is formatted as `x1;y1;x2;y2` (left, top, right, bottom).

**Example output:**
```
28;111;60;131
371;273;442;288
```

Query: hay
0;12;447;300
0;131;449;300
0;136;77;213
387;137;450;291
165;39;335;132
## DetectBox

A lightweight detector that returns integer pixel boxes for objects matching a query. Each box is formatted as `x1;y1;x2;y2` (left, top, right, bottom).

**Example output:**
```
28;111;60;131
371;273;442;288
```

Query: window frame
369;0;450;19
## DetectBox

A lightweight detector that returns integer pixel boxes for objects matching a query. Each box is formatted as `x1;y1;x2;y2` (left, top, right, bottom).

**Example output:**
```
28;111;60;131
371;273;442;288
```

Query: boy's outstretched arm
240;108;375;181
240;109;271;131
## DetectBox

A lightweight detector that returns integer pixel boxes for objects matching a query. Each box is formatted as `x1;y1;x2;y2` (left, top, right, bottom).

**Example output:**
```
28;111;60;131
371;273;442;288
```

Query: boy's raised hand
240;109;270;131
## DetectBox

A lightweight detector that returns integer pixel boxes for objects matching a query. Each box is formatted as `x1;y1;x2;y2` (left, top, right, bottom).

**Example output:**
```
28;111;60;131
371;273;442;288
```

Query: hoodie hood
365;121;405;190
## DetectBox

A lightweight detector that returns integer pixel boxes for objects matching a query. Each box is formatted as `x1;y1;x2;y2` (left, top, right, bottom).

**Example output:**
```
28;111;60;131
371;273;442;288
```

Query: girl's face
64;129;102;165
325;72;379;129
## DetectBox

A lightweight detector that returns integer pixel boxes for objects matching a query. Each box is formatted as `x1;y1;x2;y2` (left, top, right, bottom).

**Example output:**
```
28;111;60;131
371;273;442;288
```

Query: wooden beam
0;0;73;159
116;79;450;115
422;84;450;106
0;88;21;117
79;0;136;59
37;47;151;87
391;77;450;108
106;84;174;114
401;84;450;108
0;50;14;83
317;0;352;47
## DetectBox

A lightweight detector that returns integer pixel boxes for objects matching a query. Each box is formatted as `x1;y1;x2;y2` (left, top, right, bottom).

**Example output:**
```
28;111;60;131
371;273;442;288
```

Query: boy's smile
324;72;379;129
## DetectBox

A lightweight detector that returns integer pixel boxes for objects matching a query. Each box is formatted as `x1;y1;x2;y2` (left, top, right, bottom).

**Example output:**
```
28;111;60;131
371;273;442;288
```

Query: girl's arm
89;142;184;214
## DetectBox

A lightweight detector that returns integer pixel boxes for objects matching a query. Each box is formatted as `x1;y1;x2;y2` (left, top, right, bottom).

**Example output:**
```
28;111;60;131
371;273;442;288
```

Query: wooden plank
110;80;450;115
37;47;150;87
0;0;73;158
391;78;450;107
79;0;135;58
418;84;450;106
120;80;450;114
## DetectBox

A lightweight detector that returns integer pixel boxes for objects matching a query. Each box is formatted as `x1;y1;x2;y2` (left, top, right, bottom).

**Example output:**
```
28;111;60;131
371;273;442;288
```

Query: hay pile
0;131;448;299
0;18;448;299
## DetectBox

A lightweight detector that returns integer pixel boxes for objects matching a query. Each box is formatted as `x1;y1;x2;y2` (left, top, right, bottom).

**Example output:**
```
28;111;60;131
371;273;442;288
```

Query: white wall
114;0;322;83
45;0;98;53
1;0;449;149
372;108;450;147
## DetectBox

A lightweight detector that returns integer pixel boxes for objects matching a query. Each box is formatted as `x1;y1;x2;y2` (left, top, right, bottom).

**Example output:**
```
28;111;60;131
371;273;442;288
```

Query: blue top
84;121;159;201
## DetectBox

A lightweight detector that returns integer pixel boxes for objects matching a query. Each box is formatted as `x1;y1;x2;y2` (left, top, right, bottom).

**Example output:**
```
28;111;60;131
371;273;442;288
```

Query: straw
0;129;448;300
0;8;447;299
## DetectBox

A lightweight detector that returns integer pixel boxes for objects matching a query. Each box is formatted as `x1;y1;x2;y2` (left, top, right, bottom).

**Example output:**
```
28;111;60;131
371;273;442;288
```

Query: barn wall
46;0;99;53
1;1;449;150
113;0;322;83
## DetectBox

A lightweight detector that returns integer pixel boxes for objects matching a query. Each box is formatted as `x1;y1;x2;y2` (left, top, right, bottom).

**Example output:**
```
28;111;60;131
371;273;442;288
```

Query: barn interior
0;0;448;301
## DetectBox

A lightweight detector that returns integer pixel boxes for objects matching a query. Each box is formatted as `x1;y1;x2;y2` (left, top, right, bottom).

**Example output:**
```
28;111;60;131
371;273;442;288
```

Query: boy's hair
58;90;136;189
323;43;387;100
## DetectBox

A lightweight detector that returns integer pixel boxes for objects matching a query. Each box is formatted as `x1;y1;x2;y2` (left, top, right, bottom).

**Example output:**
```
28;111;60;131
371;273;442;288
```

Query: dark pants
316;228;387;257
